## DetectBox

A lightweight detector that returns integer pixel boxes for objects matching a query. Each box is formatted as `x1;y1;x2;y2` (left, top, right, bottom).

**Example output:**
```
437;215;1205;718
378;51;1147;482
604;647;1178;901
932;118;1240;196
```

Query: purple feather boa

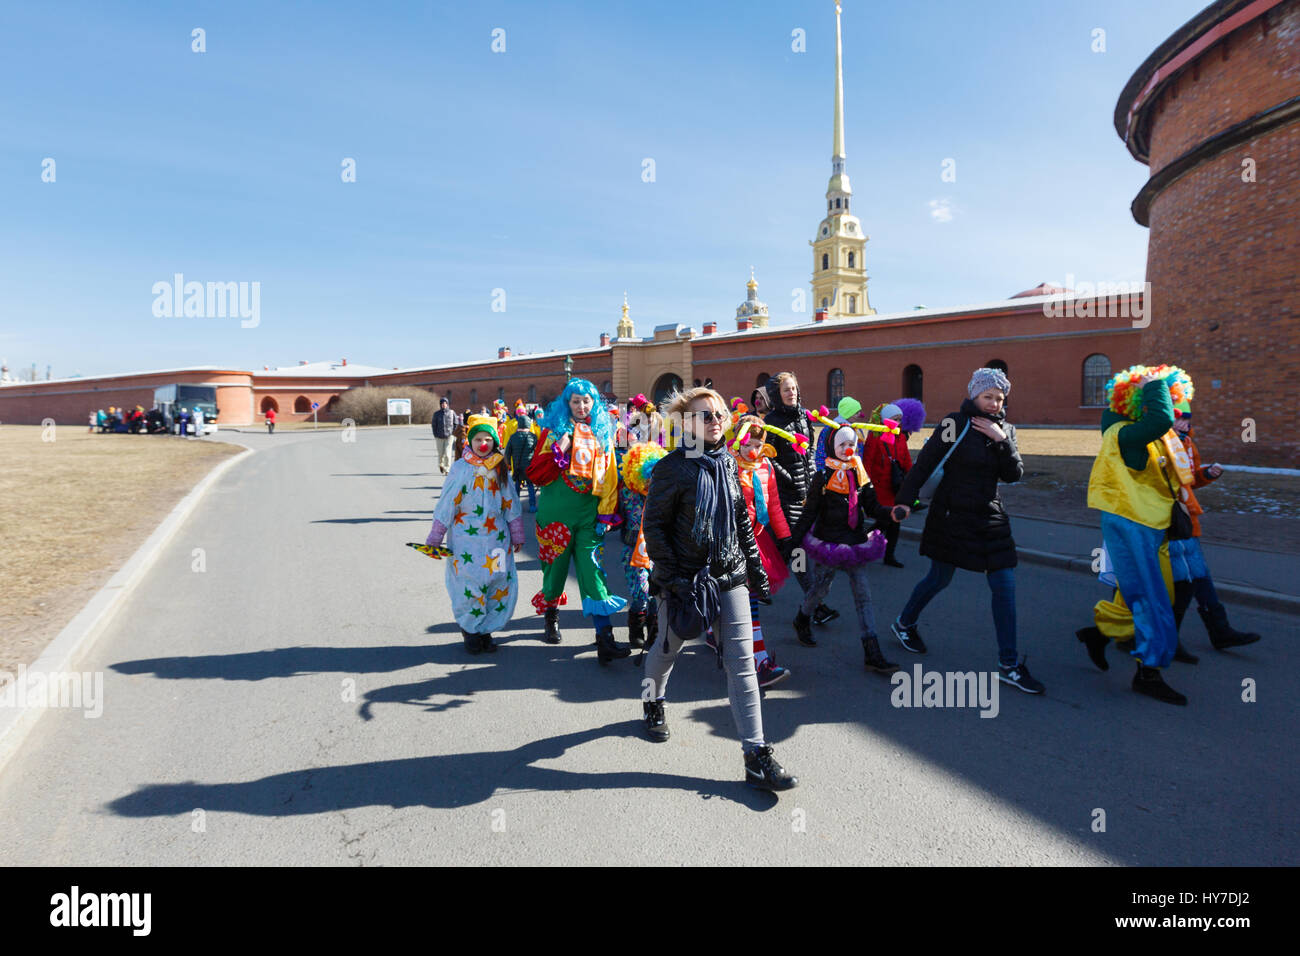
801;530;886;568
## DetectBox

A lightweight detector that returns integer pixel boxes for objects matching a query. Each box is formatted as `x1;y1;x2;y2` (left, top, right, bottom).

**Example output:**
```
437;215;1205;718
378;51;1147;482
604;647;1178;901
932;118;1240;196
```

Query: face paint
834;426;856;460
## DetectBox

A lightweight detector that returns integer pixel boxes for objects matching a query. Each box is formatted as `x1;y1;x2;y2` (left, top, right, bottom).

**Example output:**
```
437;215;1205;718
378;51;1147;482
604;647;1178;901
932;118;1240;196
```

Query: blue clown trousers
1101;511;1176;668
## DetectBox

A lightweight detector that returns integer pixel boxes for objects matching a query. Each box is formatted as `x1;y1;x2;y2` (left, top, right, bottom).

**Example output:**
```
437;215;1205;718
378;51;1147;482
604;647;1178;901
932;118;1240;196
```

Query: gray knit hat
968;367;1011;399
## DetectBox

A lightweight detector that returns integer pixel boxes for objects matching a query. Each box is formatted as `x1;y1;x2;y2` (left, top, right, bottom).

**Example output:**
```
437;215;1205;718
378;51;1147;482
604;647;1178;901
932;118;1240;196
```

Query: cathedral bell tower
811;1;873;319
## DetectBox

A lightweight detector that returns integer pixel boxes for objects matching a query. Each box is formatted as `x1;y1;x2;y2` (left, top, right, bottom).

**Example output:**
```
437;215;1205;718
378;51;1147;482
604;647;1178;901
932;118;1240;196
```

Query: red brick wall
1147;3;1300;173
0;371;253;426
1139;0;1300;466
694;304;1143;424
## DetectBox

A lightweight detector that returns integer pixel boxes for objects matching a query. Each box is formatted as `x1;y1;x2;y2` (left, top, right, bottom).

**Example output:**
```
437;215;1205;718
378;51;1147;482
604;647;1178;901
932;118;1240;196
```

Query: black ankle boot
461;629;482;655
543;607;561;644
1198;604;1261;650
862;634;899;673
1076;626;1109;671
642;699;669;741
627;610;646;648
596;626;631;663
794;609;816;646
479;632;497;653
1132;663;1187;706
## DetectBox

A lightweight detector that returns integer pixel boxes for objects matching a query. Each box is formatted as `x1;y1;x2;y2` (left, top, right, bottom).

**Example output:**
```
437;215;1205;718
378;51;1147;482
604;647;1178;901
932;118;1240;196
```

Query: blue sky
0;0;1208;378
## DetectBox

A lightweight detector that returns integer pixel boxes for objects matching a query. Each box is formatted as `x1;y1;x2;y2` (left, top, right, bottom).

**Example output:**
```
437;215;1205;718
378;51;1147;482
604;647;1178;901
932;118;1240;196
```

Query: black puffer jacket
895;399;1023;572
641;444;769;598
791;468;893;546
763;383;814;527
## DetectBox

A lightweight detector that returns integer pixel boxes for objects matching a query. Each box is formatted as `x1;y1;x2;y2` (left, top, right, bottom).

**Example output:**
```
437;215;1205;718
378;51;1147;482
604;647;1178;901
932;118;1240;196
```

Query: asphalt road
0;427;1292;865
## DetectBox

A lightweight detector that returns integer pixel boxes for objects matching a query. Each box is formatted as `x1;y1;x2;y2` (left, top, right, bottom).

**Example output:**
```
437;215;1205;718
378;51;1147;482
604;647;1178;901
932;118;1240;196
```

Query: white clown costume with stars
430;436;523;634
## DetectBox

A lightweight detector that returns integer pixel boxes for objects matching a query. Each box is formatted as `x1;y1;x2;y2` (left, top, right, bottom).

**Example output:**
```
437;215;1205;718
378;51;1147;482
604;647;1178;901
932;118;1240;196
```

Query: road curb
0;446;256;773
897;526;1300;615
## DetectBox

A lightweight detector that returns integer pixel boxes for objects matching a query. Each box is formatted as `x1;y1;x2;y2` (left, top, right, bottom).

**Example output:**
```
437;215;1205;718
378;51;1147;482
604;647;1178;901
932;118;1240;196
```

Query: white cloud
928;198;954;223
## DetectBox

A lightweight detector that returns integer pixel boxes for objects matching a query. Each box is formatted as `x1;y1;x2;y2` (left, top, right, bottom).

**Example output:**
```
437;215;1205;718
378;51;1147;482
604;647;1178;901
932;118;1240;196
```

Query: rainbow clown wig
1107;364;1194;420
540;378;615;448
621;441;667;496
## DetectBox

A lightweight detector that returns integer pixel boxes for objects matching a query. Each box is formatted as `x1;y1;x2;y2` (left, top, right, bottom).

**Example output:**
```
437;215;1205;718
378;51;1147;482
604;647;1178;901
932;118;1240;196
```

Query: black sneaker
812;604;839;626
998;656;1044;694
891;618;927;654
744;745;798;791
642;699;669;741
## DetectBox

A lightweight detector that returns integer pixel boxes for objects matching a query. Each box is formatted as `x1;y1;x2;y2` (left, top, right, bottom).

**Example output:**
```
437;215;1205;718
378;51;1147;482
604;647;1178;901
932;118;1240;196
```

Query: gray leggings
799;561;877;639
644;584;764;749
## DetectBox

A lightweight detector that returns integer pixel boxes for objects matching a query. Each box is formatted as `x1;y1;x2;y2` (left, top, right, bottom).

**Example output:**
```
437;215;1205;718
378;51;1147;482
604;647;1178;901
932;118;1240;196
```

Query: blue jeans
1100;512;1176;668
898;560;1018;667
514;477;536;511
1167;536;1220;608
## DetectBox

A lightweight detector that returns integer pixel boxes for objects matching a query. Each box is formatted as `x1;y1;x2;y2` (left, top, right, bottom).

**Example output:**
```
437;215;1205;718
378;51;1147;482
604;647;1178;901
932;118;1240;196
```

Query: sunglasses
692;410;728;423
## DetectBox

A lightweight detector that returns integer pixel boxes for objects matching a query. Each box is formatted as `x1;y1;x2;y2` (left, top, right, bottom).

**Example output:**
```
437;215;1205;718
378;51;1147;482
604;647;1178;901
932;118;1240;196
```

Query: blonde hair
660;386;727;420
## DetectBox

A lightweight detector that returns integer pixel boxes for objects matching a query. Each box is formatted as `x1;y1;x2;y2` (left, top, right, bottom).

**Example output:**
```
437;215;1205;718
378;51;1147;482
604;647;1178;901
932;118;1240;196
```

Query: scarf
734;452;773;528
825;455;869;528
690;445;738;563
567;419;610;492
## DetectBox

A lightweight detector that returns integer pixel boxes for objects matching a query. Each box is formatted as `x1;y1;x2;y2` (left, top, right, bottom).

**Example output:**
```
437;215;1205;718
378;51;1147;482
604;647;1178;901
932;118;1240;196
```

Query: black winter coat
791;468;893;546
641;444;769;598
763;386;814;527
895;399;1023;572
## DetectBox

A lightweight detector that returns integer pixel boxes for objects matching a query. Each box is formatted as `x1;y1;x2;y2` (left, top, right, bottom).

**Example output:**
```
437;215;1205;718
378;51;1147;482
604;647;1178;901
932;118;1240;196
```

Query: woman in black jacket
890;368;1044;694
640;387;797;791
763;372;839;627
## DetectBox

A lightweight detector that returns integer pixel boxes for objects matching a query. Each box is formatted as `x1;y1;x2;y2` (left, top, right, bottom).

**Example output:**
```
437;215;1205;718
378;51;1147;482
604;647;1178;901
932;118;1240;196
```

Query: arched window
821;297;829;309
822;253;829;271
848;295;857;314
469;388;478;406
828;368;845;406
601;380;613;400
652;373;684;405
527;384;537;403
324;395;340;412
498;387;506;402
835;198;841;209
827;200;832;211
902;364;923;401
1082;354;1111;406
755;371;771;388
848;251;855;269
294;395;311;413
260;396;279;414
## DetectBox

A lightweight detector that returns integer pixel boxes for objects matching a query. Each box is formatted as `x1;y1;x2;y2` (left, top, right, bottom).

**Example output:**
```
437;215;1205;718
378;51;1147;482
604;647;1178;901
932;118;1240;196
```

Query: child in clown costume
525;378;632;663
618;441;666;648
790;416;899;674
425;415;525;654
730;415;796;688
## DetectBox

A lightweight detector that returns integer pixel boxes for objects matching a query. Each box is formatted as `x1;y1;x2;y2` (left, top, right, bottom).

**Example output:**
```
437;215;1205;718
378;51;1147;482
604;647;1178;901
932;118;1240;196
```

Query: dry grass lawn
0;425;243;674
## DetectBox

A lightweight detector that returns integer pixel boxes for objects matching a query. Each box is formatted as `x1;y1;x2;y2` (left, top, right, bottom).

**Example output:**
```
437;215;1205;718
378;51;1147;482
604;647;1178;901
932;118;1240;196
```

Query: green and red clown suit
525;423;627;625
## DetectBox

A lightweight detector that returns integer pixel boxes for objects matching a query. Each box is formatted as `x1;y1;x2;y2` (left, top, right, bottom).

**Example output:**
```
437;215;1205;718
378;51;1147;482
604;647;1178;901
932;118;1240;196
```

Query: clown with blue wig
525;378;631;662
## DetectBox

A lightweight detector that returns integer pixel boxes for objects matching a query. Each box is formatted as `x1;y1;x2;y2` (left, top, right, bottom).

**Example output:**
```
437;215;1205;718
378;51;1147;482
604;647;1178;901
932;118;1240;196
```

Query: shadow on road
105;723;776;815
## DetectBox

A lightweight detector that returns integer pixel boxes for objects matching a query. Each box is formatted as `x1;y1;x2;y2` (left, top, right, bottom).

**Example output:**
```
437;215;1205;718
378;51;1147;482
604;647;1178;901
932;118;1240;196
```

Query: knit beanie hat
465;414;500;448
968;367;1011;399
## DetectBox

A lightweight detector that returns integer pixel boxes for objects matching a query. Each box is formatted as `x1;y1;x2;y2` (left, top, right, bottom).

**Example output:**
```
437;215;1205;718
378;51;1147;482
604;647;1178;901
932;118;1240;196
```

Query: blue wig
541;378;614;448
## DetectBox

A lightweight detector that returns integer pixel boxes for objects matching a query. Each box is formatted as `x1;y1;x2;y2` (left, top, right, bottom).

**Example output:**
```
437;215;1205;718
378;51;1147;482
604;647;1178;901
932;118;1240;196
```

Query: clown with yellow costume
1080;364;1194;705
